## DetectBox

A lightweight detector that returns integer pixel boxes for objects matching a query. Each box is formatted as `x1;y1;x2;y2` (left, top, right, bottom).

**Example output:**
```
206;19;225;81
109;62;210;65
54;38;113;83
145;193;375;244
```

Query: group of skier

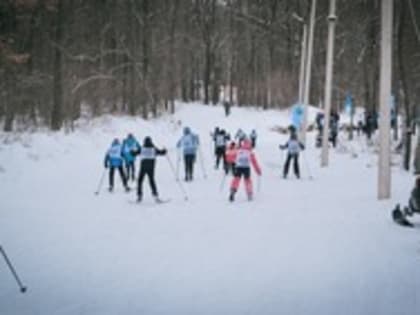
104;134;167;202
102;124;308;203
211;127;262;201
315;111;340;148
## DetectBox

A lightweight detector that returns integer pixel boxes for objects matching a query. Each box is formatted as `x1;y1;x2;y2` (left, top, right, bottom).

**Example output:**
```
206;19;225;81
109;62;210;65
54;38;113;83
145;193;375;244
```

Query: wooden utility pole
378;0;393;199
321;0;337;167
298;24;307;106
301;0;317;144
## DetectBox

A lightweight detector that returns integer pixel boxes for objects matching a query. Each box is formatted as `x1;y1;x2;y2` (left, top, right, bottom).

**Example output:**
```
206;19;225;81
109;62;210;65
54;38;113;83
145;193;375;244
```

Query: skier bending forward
229;139;261;202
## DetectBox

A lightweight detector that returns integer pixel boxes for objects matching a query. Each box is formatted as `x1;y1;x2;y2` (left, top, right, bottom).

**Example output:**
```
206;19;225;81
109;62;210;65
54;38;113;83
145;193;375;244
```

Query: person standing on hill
177;127;200;181
279;132;305;179
122;133;141;181
229;139;261;202
214;129;229;170
131;136;167;203
104;138;130;192
224;141;237;175
249;129;257;148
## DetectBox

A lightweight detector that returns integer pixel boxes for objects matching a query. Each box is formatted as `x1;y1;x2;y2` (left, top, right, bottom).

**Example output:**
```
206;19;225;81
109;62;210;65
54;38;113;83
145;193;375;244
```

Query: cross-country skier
131;136;167;202
249;129;257;148
214;129;229;169
234;128;246;144
224;141;236;175
229;139;261;202
404;177;420;216
104;138;130;192
329;112;339;148
122;133;141;181
177;126;200;181
279;132;305;179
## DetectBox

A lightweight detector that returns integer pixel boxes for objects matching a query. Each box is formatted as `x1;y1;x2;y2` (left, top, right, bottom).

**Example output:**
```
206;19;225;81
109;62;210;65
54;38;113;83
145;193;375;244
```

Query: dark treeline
0;0;419;131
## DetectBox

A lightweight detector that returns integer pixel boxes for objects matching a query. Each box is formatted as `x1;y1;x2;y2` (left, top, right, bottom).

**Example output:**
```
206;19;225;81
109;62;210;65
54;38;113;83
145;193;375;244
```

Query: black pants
125;161;135;180
251;138;256;148
283;153;300;178
215;147;225;169
137;167;158;197
109;166;127;188
224;162;235;175
184;154;195;181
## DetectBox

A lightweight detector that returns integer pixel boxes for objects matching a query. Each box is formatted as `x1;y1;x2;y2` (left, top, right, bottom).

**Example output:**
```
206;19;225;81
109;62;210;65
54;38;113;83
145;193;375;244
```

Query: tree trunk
51;0;64;131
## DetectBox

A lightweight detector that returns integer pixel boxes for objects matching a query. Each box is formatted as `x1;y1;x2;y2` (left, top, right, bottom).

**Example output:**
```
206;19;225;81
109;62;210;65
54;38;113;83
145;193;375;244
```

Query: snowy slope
0;103;419;315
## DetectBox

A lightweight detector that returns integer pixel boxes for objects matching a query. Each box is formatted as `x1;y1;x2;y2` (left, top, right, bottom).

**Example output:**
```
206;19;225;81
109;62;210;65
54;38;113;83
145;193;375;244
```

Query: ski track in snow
0;103;419;315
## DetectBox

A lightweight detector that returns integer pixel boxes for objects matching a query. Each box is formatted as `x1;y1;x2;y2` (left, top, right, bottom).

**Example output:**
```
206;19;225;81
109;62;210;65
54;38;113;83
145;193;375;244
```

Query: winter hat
143;136;153;147
183;127;191;135
112;138;120;146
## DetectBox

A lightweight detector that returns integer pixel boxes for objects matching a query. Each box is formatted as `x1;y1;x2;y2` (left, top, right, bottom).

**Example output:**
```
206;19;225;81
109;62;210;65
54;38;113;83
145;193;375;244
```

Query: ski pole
302;151;314;180
257;175;261;193
219;173;227;191
175;148;181;181
198;146;208;179
0;246;27;293
94;169;107;195
166;155;189;201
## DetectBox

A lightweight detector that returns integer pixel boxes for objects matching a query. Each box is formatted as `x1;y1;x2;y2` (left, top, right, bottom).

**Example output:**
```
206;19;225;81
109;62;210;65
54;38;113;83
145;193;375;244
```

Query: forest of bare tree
0;0;419;132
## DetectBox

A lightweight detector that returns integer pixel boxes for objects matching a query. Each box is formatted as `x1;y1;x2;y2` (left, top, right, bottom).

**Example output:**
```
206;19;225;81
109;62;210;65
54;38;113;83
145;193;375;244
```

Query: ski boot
229;189;236;202
136;194;142;203
247;193;253;201
124;185;131;192
108;186;113;192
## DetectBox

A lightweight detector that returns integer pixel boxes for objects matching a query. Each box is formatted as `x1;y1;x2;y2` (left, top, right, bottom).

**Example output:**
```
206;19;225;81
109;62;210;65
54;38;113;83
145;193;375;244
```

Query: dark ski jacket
132;137;166;171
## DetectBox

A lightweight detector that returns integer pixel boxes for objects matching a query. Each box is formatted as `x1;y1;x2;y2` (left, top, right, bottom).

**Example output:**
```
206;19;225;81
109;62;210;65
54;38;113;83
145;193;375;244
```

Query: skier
229;139;261;202
131;136;167;202
177;126;200;181
329;116;339;148
224;141;236;175
279;132;305;179
104;138;130;192
315;112;324;148
214;129;229;169
122;133;141;181
234;128;246;144
249;129;257;148
404;177;420;216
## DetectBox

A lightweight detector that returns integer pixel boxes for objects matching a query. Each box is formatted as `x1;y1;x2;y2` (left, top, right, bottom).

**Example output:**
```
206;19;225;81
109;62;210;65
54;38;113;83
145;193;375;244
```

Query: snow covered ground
0;103;419;315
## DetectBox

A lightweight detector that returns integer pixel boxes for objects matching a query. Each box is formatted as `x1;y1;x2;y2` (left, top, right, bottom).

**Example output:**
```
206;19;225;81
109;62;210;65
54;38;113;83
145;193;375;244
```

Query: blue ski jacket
104;142;124;167
177;128;199;156
122;136;141;163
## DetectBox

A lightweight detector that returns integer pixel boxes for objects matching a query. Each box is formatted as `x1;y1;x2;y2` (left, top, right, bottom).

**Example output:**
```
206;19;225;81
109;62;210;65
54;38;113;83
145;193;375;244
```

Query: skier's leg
125;162;130;180
109;167;115;191
189;154;195;180
183;155;189;181
137;168;146;201
118;165;128;189
147;168;158;197
293;154;300;178
131;162;136;180
222;152;228;174
215;149;222;168
229;168;242;201
243;168;253;200
283;154;292;178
